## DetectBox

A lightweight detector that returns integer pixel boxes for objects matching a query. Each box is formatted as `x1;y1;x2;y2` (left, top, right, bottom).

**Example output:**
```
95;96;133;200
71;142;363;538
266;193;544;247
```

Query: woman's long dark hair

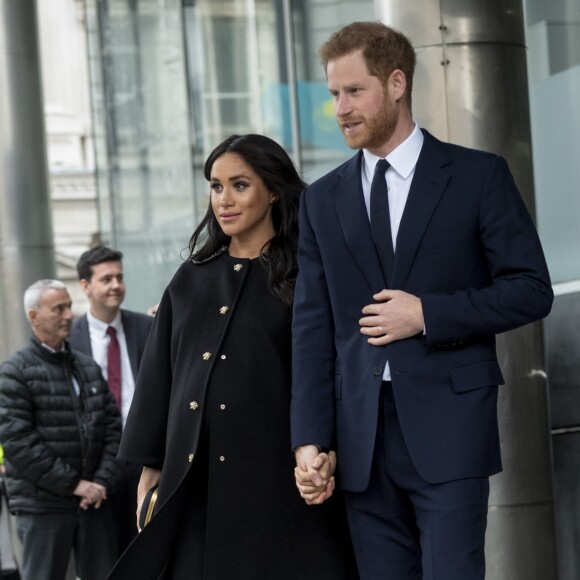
188;134;305;306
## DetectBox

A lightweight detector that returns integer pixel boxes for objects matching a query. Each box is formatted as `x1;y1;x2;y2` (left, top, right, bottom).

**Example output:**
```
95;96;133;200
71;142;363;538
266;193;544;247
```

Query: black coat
0;338;122;513
109;251;357;579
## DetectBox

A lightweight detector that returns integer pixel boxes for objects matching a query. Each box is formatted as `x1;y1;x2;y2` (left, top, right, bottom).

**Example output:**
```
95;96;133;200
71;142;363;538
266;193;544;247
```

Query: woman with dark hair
107;134;358;579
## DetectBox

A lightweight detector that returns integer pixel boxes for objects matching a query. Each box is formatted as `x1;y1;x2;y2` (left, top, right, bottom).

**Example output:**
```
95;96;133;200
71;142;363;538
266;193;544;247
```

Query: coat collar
191;245;228;265
30;336;75;364
333;130;452;290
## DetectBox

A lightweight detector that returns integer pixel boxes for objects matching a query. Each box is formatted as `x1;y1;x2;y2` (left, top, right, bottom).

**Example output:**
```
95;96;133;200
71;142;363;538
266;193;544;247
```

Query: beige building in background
38;0;98;314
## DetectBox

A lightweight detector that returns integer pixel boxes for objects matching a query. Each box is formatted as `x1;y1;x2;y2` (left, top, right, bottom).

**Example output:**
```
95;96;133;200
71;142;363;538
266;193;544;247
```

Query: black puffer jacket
0;337;122;514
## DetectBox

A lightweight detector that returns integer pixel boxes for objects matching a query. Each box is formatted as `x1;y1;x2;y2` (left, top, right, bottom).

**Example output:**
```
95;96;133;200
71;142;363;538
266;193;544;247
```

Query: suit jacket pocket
450;360;504;393
335;374;342;400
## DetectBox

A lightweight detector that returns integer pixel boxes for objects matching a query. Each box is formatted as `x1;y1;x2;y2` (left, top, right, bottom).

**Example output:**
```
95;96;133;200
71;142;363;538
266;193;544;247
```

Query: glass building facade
84;0;580;308
85;0;374;310
525;0;580;286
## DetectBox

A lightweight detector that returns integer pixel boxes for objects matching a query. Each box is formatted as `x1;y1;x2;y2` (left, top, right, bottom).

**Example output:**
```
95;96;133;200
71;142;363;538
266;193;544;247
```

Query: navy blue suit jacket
290;130;553;491
70;309;153;382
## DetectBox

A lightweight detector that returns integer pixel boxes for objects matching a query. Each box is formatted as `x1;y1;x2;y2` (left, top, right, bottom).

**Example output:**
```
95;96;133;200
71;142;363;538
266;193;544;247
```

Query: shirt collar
363;122;424;181
87;310;122;337
40;342;65;354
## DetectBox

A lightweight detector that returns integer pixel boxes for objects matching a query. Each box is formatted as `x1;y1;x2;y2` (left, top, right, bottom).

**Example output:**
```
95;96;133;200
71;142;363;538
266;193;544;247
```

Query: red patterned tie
106;326;122;408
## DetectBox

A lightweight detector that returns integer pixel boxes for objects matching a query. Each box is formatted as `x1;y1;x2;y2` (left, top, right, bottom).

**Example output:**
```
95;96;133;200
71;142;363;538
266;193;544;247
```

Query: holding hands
294;445;336;505
294;291;423;503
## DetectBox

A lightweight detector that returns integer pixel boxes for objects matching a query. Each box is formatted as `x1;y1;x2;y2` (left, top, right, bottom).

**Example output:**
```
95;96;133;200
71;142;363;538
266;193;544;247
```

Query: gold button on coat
188;453;195;462
219;456;225;462
233;264;243;272
189;401;199;410
219;306;229;315
202;352;212;361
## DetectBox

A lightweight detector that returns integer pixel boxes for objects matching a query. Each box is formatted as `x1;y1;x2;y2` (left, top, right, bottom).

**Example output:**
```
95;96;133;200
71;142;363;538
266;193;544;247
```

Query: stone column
0;0;55;359
376;0;558;577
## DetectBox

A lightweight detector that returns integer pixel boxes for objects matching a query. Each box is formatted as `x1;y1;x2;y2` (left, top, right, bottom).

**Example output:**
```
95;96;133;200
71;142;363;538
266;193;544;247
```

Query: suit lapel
73;315;93;355
121;310;139;381
391;131;452;289
334;151;387;290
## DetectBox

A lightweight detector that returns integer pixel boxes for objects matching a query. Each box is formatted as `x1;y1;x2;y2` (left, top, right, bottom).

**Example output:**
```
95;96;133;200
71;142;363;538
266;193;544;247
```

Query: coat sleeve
0;362;80;496
118;287;174;466
291;187;337;451
421;155;553;346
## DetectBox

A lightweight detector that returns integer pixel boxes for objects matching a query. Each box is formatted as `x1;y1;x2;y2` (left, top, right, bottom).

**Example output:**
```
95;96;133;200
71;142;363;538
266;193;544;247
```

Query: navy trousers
344;382;489;580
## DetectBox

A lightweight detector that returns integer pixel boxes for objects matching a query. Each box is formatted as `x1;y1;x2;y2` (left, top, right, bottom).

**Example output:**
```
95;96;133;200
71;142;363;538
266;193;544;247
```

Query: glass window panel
292;0;375;183
525;0;580;283
86;0;378;308
85;0;112;243
183;0;288;220
85;0;196;311
183;0;375;194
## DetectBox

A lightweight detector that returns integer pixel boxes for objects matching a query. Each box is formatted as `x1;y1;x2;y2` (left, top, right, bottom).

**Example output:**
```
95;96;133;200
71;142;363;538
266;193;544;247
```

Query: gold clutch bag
138;485;159;529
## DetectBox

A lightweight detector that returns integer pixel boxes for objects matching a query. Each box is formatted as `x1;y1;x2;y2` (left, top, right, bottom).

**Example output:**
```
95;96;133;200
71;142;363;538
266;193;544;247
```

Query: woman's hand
136;466;161;531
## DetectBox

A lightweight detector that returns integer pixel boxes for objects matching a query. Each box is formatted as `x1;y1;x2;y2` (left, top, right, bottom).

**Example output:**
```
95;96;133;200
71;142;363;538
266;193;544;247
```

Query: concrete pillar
375;0;558;577
0;0;55;360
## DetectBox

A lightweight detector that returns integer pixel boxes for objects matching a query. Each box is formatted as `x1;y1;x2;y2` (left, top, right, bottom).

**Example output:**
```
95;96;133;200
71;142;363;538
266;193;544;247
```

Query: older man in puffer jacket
0;279;122;580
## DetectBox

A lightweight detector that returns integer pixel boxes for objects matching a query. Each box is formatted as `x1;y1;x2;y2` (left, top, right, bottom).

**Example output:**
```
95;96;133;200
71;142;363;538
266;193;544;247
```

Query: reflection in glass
85;0;377;309
85;0;195;310
183;0;374;187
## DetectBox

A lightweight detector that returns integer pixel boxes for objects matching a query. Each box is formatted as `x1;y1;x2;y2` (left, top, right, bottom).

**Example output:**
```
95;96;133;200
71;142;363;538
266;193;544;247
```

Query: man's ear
28;309;38;325
79;278;90;296
389;69;407;102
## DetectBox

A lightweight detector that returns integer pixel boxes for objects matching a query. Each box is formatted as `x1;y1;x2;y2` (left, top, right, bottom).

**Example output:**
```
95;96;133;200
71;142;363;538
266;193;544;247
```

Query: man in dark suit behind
70;246;153;557
291;22;553;580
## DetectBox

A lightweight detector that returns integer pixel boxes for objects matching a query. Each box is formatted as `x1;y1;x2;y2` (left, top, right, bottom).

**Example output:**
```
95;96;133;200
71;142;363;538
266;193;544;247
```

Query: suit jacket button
188;453;195;462
373;367;383;376
189;401;199;410
202;352;212;360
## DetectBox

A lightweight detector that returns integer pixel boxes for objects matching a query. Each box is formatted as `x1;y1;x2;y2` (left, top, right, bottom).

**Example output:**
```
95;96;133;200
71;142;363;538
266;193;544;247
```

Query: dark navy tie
370;158;394;284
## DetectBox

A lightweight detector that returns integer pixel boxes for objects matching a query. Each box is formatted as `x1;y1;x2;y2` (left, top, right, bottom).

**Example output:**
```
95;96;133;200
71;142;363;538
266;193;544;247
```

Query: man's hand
294;445;336;505
360;289;423;345
90;483;107;509
74;480;107;510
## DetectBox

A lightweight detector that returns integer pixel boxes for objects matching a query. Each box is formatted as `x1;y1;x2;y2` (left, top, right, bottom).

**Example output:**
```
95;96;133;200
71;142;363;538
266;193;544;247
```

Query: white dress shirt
361;123;424;380
86;311;135;427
